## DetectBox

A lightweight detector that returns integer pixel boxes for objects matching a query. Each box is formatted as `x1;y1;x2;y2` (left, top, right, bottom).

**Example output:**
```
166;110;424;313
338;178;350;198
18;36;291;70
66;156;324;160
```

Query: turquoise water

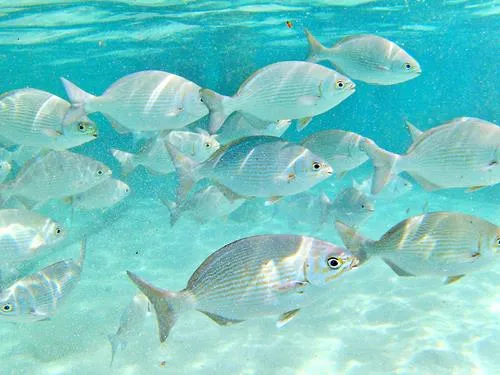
0;0;499;374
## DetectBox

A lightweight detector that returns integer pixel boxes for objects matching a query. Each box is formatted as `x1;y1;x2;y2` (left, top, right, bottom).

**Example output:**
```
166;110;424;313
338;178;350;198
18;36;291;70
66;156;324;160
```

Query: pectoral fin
466;186;486;193
408;174;441;192
265;196;283;206
382;258;416;277
42;129;63;137
296;116;313;131
444;275;465;285
276;309;300;328
200;310;244;326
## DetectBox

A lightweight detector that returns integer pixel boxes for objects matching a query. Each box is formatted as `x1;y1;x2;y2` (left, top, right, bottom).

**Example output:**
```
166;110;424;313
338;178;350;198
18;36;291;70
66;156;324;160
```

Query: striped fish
200;61;355;133
0;209;64;265
362;117;500;194
61;71;209;132
127;234;356;343
167;135;333;203
0;88;98;150
0;240;86;322
336;212;500;284
301;130;369;178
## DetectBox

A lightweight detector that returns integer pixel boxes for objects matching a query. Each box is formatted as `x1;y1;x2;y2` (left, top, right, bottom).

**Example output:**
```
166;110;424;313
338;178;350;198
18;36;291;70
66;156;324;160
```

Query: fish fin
276;280;308;294
108;334;125;368
160;198;181;227
444;275;465;285
126;271;185;343
111;148;137;176
276;308;300;328
408;173;441;192
76;238;87;269
405;120;424;142
265;196;283;206
239;112;271;130
42;129;63;137
199;88;236;134
14;196;39;210
103;115;130;134
466;186;486;193
382;258;416;277
60;77;96;126
296;116;313;131
304;28;327;63
199;310;244;326
360;138;401;195
164;141;202;202
335;221;372;265
212;182;245;202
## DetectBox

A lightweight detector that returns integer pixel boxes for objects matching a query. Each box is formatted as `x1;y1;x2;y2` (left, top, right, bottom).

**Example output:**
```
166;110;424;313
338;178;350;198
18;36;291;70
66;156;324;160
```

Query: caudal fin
164;142;201;202
108;334;125;368
160;198;181;227
335;221;374;265
111;148;137;176
126;271;186;343
60;77;96;126
360;139;401;195
304;29;327;63
199;88;236;134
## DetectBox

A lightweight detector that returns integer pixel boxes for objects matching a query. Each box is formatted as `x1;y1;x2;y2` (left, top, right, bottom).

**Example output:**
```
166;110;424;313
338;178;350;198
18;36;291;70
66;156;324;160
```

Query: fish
0;150;112;207
352;175;413;200
300;130;369;178
111;129;220;176
335;212;500;284
69;178;130;211
0;148;12;183
108;293;152;367
61;71;209;132
0;209;65;265
360;117;500;194
127;234;356;343
166;135;333;203
200;61;355;133
304;29;421;85
0;88;98;150
329;187;375;228
278;192;332;229
0;239;86;322
162;184;246;226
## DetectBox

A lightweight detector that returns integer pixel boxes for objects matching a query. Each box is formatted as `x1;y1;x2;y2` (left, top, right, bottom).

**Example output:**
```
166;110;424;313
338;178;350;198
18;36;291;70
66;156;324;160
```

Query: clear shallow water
0;0;499;374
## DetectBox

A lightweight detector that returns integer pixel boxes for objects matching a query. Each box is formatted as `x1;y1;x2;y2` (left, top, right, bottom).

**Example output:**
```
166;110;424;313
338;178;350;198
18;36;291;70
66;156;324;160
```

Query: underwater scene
0;0;499;374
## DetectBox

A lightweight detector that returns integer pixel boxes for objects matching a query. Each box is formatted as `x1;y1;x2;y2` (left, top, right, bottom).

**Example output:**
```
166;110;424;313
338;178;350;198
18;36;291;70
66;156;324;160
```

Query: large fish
127;234;356;343
300;130;369;178
61;71;209;132
336;212;500;284
0;240;86;322
328;187;375;228
304;29;421;85
200;61;355;133
0;88;98;150
361;117;500;194
167;136;333;204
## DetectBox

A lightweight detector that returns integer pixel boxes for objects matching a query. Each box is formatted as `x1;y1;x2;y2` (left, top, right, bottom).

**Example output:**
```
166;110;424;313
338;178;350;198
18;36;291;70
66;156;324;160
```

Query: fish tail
60;77;96;126
111;148;138;176
126;271;187;343
335;221;374;265
199;88;236;134
160;198;181;227
164;141;201;202
304;28;327;63
360;138;401;195
107;334;126;368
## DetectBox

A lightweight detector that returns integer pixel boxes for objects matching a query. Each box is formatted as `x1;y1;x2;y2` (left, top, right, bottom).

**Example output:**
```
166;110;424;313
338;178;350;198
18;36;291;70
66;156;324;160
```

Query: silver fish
301;130;369;178
167;136;333;204
329;187;375;228
61;71;209;132
0;239;86;322
361;117;500;194
70;178;130;211
0;150;112;206
127;234;356;343
336;212;500;284
353;175;413;200
305;29;421;85
200;61;355;133
0;88;98;150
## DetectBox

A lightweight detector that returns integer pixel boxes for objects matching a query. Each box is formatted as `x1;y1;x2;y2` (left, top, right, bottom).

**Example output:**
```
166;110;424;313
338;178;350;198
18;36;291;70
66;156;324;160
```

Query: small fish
278;192;331;229
111;129;220;176
200;61;355;133
127;234;356;343
336;212;500;284
70;178;130;211
286;20;293;29
301;130;369;178
167;136;333;203
0;88;98;150
108;293;152;367
361;117;500;194
0;150;112;207
0;239;86;322
216;113;292;143
0;209;64;265
353;175;413;200
329;187;375;228
61;71;209;132
304;29;421;85
162;184;245;226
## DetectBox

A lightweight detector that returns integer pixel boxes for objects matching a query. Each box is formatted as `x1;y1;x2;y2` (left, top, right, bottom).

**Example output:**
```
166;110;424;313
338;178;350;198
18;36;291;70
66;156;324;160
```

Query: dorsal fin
405;120;424;142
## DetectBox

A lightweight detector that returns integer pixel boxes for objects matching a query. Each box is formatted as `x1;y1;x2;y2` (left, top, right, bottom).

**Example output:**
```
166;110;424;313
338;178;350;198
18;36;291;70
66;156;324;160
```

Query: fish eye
496;237;500;246
312;162;321;170
200;98;204;103
1;303;12;312
97;170;104;176
361;204;365;208
78;122;88;132
327;257;342;269
335;80;345;89
55;227;63;236
204;142;211;148
404;63;412;70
